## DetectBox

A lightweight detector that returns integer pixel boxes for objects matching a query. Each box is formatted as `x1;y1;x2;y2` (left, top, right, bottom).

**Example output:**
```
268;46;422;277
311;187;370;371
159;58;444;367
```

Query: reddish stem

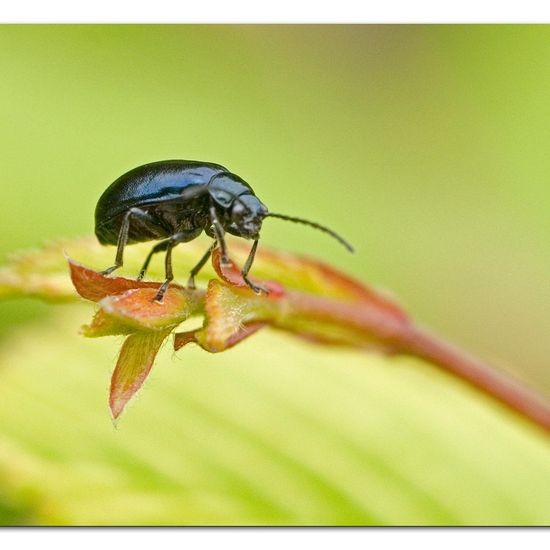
285;291;550;435
398;325;550;435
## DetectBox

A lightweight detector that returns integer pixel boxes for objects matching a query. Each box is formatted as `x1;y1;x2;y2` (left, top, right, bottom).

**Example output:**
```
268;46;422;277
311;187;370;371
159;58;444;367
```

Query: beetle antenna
266;213;354;253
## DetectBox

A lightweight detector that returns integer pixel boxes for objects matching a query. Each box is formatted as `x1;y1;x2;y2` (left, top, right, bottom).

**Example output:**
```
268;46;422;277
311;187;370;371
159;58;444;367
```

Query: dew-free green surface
0;311;549;525
0;25;549;525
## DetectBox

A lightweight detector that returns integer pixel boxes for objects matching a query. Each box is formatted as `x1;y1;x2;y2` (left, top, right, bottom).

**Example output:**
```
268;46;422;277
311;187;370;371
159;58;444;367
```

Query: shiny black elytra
95;160;353;302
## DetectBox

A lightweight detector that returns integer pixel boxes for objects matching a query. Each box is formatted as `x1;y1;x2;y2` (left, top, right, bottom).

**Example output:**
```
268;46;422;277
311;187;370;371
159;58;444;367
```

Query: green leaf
0;310;549;525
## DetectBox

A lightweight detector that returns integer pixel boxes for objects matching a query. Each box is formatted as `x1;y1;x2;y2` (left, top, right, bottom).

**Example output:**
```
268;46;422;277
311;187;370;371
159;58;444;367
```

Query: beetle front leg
241;239;268;294
209;204;229;265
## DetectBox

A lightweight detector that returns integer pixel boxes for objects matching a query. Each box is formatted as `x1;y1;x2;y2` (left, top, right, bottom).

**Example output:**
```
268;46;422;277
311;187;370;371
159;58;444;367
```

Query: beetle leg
154;242;175;303
137;239;171;281
241;239;269;294
101;207;146;276
139;228;204;282
187;241;217;289
208;204;229;265
152;229;203;302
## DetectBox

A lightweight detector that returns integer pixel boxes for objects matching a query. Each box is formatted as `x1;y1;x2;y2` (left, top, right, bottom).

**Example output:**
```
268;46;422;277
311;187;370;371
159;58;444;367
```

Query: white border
0;528;548;548
1;0;550;23
1;0;549;544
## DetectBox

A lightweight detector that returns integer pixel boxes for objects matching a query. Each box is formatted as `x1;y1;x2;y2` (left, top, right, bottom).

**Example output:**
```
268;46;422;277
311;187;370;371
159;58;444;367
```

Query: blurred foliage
1;311;550;525
0;25;549;525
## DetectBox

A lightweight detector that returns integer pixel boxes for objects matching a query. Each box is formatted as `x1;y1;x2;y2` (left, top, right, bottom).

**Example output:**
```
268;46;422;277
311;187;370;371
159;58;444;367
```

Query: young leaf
109;329;173;419
68;261;204;418
1;237;550;435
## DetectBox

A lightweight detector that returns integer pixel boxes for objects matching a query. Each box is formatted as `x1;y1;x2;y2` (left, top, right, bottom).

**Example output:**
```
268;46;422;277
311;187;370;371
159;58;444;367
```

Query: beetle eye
231;202;246;218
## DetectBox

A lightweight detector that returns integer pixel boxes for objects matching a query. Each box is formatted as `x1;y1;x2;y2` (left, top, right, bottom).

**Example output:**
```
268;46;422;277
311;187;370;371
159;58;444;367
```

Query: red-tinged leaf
224;322;267;348
82;287;203;336
174;321;267;352
5;238;550;434
211;248;285;296
226;241;407;319
99;287;202;331
283;290;411;344
81;309;136;338
197;281;271;352
109;330;171;419
68;259;183;302
173;329;199;350
197;277;411;353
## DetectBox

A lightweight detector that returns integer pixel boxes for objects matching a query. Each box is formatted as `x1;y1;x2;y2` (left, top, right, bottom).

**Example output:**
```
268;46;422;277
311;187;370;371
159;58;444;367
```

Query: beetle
95;160;353;301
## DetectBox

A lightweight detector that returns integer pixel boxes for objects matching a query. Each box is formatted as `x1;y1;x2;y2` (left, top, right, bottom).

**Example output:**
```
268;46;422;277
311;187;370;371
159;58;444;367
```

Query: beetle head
208;173;268;239
227;194;268;239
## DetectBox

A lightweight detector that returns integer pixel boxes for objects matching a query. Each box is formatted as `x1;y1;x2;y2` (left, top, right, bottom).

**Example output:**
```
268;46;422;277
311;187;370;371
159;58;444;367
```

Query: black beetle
95;160;353;301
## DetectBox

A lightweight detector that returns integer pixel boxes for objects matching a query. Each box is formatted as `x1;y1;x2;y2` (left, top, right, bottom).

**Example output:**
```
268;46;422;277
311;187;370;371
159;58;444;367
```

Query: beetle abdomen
95;206;178;245
95;160;228;243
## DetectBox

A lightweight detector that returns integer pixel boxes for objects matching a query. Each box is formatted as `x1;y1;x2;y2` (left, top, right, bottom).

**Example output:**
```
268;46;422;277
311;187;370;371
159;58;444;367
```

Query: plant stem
399;325;550;435
285;291;550;435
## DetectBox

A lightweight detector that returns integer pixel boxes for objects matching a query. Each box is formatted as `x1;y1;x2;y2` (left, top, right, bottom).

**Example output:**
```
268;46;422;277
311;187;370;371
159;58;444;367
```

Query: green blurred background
0;25;549;525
